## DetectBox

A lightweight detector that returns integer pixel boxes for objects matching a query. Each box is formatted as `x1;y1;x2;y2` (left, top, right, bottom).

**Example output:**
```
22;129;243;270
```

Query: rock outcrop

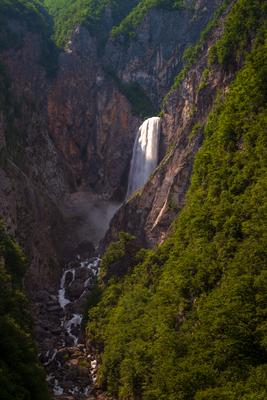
48;26;140;199
0;1;226;300
0;1;236;398
0;19;136;302
103;4;236;248
105;0;225;107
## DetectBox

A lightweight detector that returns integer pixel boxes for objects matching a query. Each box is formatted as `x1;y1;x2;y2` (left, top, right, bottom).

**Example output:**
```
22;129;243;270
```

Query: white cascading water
127;117;161;197
44;257;100;397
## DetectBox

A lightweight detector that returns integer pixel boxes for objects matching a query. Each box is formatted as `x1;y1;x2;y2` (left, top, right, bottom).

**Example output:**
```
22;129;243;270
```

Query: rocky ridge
105;0;225;107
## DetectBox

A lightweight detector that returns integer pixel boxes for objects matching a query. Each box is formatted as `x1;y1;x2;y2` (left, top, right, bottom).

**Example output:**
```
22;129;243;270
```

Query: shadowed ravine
39;117;160;399
35;192;120;399
43;257;100;398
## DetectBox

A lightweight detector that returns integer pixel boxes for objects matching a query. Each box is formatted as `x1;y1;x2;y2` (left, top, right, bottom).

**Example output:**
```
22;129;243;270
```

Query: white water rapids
127;117;161;197
44;257;100;398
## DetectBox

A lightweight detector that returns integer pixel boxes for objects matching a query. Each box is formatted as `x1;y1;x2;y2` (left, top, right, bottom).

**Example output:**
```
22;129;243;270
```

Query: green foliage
197;68;209;92
189;122;202;141
111;0;186;39
162;0;234;105
43;0;189;46
0;0;59;77
87;30;267;399
0;222;51;400
0;0;50;38
105;66;157;117
163;0;267;106
44;0;139;47
119;81;157;118
209;0;267;69
100;232;136;279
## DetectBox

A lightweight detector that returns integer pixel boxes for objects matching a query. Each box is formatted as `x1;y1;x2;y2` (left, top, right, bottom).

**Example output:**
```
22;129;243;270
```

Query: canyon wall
105;0;225;107
103;3;236;248
0;0;227;301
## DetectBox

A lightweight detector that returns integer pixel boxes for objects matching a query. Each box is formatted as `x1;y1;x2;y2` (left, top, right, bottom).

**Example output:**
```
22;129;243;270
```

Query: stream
35;192;121;399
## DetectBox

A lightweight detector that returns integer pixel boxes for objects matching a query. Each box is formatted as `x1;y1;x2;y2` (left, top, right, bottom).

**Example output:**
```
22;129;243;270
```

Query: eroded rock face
0;2;228;300
0;24;74;297
0;162;67;297
0;21;137;301
48;26;141;199
0;4;235;398
1;26;74;203
104;0;225;107
103;7;235;249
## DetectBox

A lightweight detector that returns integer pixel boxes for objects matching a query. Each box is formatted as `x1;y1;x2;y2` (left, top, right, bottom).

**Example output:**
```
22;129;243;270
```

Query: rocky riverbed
28;191;120;400
36;256;102;399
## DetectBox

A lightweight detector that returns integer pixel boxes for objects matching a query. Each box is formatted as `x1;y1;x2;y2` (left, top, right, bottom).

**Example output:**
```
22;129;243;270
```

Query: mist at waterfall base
63;192;120;246
127;117;161;198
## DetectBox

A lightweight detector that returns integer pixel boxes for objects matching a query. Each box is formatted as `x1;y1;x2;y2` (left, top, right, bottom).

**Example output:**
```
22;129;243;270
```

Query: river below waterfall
40;256;100;399
37;115;161;398
36;192;119;399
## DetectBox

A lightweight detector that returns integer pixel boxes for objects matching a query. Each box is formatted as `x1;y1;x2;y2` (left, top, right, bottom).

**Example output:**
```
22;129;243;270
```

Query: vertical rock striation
103;6;236;248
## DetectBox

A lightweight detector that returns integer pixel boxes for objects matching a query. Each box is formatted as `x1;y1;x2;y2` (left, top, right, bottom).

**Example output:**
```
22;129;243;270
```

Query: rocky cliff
104;2;235;248
105;0;225;107
0;12;135;304
0;0;226;298
0;1;239;398
85;0;267;397
0;18;73;298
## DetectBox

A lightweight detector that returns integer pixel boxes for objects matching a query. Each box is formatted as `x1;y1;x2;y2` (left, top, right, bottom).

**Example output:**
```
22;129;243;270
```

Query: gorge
0;1;267;400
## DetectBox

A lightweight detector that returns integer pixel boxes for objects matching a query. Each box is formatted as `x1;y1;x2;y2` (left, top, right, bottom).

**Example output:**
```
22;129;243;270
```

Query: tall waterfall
127;117;161;197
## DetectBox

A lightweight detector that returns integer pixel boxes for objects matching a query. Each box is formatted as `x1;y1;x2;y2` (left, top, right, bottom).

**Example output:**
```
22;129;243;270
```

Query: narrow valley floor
34;192;119;399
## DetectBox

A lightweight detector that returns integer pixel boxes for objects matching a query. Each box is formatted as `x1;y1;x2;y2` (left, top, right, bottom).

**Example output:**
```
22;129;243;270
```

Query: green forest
43;0;137;46
0;223;51;400
43;0;191;46
86;1;267;399
0;0;266;399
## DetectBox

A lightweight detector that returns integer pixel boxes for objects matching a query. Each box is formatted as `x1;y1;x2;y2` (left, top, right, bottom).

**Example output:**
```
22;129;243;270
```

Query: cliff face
47;0;224;198
0;1;226;299
48;26;140;199
105;0;225;107
0;18;137;299
0;20;73;298
103;5;236;248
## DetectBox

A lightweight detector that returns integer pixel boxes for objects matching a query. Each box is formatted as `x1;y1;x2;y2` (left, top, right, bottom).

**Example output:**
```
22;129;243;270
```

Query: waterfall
127;117;161;197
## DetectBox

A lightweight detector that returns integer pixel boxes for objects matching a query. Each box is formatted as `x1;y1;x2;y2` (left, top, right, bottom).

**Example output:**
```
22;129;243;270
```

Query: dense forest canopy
0;223;51;400
86;0;267;398
43;0;194;46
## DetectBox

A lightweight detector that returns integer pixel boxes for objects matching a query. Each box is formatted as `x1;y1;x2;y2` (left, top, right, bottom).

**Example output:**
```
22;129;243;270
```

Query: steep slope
44;0;139;47
104;0;226;107
86;1;267;398
45;0;225;108
2;1;265;399
0;0;77;305
104;0;265;247
0;222;50;400
0;0;229;300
